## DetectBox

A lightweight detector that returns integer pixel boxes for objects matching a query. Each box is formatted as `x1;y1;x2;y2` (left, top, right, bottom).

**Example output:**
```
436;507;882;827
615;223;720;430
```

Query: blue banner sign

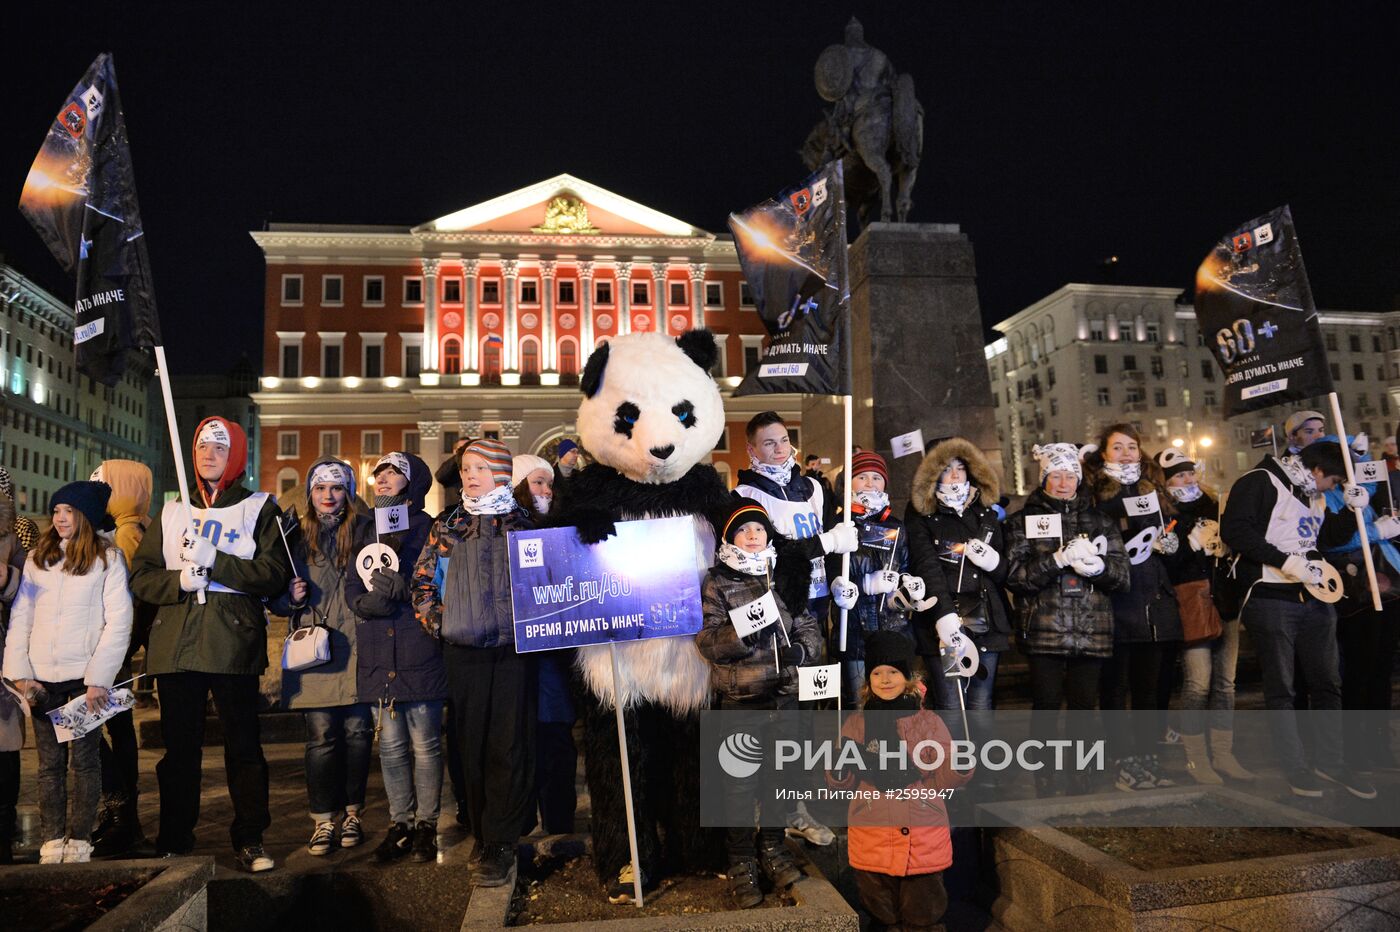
508;516;704;653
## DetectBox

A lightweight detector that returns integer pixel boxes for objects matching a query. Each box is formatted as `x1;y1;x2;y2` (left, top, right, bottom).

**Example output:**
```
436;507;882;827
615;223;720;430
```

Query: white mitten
179;564;210;593
1070;555;1105;577
862;569;899;595
1375;516;1400;540
1343;483;1371;512
1353;433;1370;457
181;533;218;568
934;612;963;646
1281;554;1314;584
962;538;1000;572
830;577;859;610
898;574;926;602
819;522;859;555
1055;537;1095;568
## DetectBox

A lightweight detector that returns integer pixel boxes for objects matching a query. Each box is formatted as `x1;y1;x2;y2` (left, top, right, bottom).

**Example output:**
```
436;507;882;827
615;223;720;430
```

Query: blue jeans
929;649;999;712
303;705;373;822
33;680;102;842
1242;597;1342;773
1180;618;1240;735
373;700;444;826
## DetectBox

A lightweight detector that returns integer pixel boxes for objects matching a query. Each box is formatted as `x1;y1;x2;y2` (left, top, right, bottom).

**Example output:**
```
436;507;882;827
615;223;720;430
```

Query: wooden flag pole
1328;392;1382;611
838;393;853;652
154;346;205;605
608;643;644;908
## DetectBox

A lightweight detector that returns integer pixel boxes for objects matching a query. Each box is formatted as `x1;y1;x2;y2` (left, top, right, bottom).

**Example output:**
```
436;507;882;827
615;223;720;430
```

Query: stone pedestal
802;223;1000;515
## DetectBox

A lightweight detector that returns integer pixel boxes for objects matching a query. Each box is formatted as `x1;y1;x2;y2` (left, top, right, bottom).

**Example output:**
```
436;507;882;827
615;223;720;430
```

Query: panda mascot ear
675;329;719;375
580;341;610;399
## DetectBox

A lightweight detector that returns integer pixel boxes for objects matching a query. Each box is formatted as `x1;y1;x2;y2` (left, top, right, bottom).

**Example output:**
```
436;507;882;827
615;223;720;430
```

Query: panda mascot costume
554;329;733;902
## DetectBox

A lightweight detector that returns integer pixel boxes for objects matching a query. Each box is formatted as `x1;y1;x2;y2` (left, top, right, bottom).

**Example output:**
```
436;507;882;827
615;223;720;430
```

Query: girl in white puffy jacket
1;481;132;863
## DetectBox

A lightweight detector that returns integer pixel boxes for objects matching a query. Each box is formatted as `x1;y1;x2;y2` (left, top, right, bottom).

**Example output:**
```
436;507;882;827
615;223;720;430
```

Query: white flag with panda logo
375;504;409;535
729;590;781;637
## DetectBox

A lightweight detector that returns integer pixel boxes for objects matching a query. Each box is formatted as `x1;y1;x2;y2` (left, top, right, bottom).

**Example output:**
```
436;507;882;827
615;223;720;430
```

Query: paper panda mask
577;330;725;485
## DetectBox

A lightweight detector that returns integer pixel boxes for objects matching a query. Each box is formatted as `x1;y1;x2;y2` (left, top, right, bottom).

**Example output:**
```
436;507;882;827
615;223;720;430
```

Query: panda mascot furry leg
553;330;733;903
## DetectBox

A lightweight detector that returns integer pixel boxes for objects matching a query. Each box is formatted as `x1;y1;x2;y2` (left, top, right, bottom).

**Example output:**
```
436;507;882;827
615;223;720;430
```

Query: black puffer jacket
1005;489;1130;659
1094;479;1183;643
696;561;823;703
904;438;1013;656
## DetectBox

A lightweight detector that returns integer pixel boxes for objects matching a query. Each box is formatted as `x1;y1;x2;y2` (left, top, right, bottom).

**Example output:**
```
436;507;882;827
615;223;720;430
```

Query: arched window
558;339;578;379
482;340;502;384
521;339;540;381
442;338;462;375
276;467;299;497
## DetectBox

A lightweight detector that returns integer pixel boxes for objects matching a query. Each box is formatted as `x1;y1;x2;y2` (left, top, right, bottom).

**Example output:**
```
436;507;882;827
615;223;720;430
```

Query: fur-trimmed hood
911;438;1000;515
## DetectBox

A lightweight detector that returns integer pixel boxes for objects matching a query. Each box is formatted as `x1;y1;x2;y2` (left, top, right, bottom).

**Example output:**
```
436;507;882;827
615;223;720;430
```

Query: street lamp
1171;437;1185;448
1199;436;1214;448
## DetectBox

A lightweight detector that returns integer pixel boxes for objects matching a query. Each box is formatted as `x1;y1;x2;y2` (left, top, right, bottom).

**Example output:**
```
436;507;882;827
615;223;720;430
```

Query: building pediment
414;173;710;240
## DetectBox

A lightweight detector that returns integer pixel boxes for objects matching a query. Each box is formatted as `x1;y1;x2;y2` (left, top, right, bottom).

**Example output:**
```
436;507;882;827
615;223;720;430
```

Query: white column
652;262;668;335
540;260;556;371
421;257;440;373
502;258;519;371
616;263;632;336
463;259;479;371
689;263;707;331
578;260;595;352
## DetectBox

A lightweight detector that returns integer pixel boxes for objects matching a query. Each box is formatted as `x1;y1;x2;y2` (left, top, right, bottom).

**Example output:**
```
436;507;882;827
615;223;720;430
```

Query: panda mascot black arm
549;329;732;894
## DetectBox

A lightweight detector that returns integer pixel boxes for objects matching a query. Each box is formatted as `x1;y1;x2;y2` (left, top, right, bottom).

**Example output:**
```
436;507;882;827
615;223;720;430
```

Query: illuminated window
442;338;462;375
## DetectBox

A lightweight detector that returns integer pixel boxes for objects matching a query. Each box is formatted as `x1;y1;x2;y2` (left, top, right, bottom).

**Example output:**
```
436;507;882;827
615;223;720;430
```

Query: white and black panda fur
554;329;732;887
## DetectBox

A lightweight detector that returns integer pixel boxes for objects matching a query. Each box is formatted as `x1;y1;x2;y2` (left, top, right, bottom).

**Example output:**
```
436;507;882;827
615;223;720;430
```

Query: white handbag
281;618;331;671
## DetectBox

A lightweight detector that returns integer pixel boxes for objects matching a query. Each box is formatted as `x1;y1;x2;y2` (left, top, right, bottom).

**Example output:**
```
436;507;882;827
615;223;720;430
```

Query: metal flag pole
838;394;853;652
608;643;644;908
1328;391;1382;610
154;346;205;605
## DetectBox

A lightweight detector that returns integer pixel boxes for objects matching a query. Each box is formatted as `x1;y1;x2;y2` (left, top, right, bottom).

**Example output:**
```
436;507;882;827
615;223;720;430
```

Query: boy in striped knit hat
412;438;536;887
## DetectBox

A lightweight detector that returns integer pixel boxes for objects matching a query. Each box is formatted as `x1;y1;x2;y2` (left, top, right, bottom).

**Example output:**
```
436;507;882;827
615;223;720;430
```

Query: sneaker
1160;727;1182;746
308;821;336;856
340;813;363;848
758;842;803;888
727;858;763;909
1288;768;1324;798
63;839;93;863
374;822;413;863
607;862;653;905
410;821;438;863
1115;757;1155;792
235;845;275;873
39;838;67;864
1315;767;1379;800
784;807;835;846
1144;755;1176;788
473;842;516;888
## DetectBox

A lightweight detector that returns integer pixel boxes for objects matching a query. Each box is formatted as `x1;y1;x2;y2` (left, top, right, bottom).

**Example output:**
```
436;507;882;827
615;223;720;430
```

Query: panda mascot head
578;330;723;484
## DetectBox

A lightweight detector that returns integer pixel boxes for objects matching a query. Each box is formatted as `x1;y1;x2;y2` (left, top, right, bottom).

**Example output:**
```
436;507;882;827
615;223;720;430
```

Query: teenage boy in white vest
1220;440;1376;801
734;411;859;845
130;417;292;872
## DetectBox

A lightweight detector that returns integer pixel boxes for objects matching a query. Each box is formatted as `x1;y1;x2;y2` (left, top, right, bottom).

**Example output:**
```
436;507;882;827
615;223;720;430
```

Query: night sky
2;2;1396;375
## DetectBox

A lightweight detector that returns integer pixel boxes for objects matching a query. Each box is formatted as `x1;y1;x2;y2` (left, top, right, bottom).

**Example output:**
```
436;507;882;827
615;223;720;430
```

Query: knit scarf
717;541;776;576
935;482;973;514
461;484;518;515
1168;483;1202;503
1278;455;1317;496
1102;461;1141;484
374;493;407;509
854;489;891;514
317;506;347;528
749;455;797;487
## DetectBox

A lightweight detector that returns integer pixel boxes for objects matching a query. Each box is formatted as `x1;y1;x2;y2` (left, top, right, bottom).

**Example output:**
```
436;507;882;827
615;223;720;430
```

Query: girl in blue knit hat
1;481;132;864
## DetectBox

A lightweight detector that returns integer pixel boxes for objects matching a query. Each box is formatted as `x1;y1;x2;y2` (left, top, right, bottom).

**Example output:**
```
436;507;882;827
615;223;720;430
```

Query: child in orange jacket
827;630;972;932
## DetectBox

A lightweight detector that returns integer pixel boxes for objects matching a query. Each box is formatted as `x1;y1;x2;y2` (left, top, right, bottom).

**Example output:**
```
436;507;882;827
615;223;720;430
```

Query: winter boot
727;857;763;909
1209;729;1256;781
1181;733;1223;785
758;840;803;888
93;796;146;857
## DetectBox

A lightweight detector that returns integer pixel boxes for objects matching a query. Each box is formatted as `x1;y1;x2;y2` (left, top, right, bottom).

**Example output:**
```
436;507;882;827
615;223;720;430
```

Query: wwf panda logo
746;602;767;625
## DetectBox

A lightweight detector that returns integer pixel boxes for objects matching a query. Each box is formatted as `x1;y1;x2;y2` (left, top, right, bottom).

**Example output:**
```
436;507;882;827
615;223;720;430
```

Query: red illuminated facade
252;175;801;511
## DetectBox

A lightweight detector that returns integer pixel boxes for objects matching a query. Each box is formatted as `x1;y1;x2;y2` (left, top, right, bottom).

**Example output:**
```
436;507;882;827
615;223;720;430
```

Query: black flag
19;53;161;386
728;162;851;396
1193;206;1331;418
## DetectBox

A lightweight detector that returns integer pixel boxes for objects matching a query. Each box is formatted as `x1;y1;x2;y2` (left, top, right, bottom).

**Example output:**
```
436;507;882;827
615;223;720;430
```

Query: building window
403;430;420;455
595;280;613;305
1380;366;1388;382
1151;355;1164;377
482;279;501;304
1354;363;1365;381
1097;387;1111;406
743;342;762;372
739;281;754;307
362;430;382;456
1118;321;1134;342
442;430;458;455
1350;334;1362;353
482;342;502;382
404;277;423;305
705;282;722;307
443;338;462;375
1126;386;1145;404
1330;363;1341;381
1204;390;1218;409
1373;335;1383;353
443;278;462;303
1201;360;1215;381
1089;320;1105;341
1094;354;1108;374
714;426;730;452
405;344;422;378
558;280;575;304
1326;332;1339;352
1154;388;1167;407
322;275;343;305
1049;398;1059;416
277;467;299;497
1145;323;1160;343
320;431;341;457
559;340;578;377
364;276;385;305
323;343;342;378
364;342;383;378
521;340;540;377
281;344;301;378
520;279;539;304
281;274;303;305
669;282;686;306
1047;365;1056;387
631;280;649;306
278;432;299;459
1123;354;1137;371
